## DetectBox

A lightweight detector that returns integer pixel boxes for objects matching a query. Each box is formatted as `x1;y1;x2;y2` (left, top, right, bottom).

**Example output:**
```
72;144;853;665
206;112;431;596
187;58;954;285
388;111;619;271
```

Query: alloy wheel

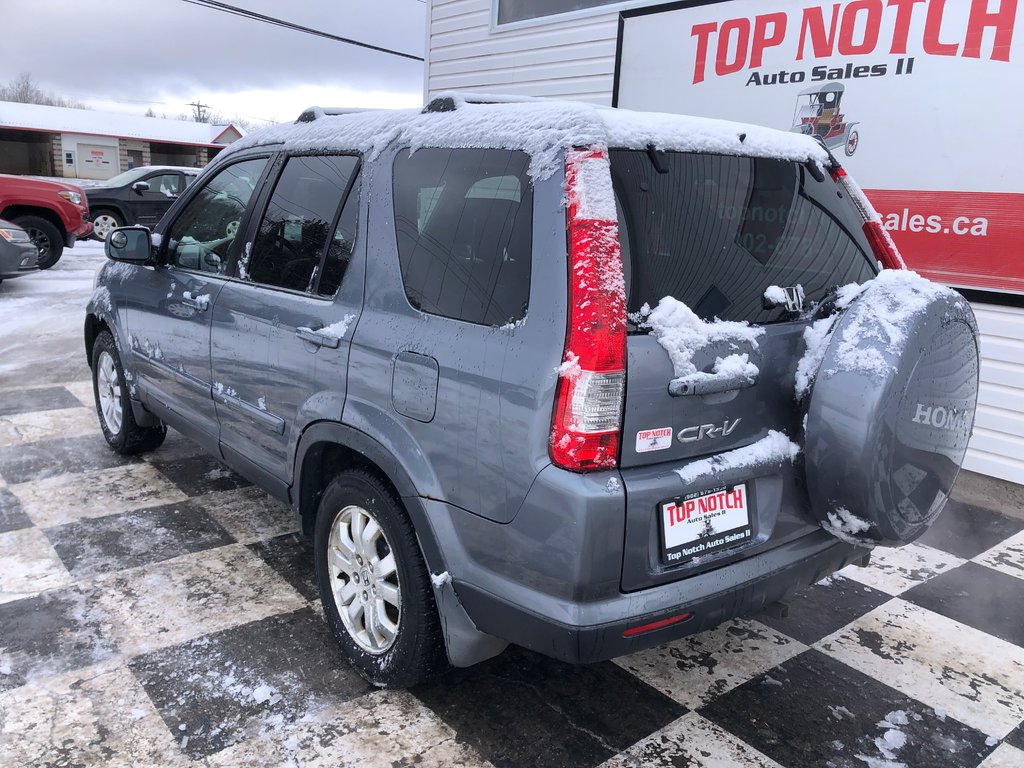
25;227;50;259
92;214;119;241
327;504;402;654
96;351;123;435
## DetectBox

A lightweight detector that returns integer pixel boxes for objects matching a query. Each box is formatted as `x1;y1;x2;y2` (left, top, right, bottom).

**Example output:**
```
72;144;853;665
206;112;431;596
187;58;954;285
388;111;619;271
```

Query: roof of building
0;101;244;147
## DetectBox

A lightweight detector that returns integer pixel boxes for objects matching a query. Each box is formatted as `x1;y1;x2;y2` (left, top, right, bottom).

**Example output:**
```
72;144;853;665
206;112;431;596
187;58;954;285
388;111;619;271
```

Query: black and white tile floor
1;383;1023;767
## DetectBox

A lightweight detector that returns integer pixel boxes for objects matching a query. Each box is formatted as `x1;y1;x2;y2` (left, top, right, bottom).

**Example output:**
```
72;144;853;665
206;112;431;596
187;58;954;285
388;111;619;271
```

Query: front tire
91;330;166;454
314;470;448;688
91;210;123;241
14;216;63;269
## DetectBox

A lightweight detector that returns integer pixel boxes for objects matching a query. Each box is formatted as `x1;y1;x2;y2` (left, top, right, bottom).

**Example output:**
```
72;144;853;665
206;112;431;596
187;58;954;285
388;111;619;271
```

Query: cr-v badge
678;418;742;443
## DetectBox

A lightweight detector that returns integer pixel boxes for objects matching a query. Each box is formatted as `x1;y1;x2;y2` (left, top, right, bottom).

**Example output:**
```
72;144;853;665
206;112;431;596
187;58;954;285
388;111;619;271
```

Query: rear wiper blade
646;144;669;174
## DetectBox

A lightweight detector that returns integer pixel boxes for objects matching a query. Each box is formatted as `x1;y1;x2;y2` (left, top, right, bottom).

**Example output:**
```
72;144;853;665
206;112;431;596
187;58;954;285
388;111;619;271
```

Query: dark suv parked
85;96;980;687
87;165;199;241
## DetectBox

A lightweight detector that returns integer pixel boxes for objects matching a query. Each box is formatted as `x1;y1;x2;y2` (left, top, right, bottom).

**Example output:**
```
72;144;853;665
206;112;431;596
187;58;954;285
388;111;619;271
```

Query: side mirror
131;181;150;195
106;226;153;263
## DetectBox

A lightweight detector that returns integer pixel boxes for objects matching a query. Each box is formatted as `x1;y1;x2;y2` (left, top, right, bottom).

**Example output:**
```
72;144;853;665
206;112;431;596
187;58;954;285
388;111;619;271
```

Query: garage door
76;143;117;180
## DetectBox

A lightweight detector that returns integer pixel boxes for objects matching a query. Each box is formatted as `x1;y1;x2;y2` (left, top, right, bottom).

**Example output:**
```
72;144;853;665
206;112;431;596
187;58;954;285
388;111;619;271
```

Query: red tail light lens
831;166;904;270
551;148;627;472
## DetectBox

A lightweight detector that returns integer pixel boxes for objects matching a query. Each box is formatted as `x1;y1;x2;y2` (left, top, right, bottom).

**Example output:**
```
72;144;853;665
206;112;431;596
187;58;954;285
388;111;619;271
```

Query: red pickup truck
0;174;93;269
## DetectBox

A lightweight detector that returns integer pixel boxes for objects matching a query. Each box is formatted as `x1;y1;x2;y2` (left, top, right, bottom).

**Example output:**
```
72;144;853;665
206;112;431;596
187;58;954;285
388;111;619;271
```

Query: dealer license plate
661;484;753;564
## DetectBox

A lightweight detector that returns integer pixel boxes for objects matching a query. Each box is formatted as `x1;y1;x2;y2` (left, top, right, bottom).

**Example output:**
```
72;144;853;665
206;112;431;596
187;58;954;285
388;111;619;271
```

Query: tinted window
243;154;359;293
318;170;360;297
166;157;268;274
610;151;877;324
393;148;532;326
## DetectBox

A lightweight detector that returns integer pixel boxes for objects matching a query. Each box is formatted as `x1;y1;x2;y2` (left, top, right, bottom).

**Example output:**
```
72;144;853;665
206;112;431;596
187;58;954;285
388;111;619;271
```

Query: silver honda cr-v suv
86;94;980;687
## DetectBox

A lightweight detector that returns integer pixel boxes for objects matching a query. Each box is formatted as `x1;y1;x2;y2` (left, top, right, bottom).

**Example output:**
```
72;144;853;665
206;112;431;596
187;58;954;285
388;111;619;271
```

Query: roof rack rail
295;107;375;123
421;93;542;114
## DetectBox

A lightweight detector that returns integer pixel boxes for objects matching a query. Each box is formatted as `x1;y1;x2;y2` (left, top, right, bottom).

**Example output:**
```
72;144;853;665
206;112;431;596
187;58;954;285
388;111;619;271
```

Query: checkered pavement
1;382;1022;767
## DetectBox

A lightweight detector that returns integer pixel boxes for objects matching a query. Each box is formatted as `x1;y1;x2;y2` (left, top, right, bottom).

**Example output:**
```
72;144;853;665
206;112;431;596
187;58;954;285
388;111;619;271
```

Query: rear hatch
610;149;878;590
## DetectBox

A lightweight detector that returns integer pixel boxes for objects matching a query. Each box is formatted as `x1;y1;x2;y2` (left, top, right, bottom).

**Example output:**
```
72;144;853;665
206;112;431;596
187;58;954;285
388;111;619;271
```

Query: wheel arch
84;313;111;368
91;205;127;223
293;421;445;571
1;205;67;238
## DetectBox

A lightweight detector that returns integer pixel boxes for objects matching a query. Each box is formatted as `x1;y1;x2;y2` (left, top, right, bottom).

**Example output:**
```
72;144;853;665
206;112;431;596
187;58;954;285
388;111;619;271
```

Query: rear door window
610;151;877;324
393;148;533;326
243;154;360;294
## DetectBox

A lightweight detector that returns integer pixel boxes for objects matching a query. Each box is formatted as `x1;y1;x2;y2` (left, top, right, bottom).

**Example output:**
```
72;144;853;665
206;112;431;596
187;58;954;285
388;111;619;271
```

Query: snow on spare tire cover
804;271;979;547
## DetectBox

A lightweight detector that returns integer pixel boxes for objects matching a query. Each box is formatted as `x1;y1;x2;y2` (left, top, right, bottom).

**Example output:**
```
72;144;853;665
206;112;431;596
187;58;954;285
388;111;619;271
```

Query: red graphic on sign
865;189;1024;292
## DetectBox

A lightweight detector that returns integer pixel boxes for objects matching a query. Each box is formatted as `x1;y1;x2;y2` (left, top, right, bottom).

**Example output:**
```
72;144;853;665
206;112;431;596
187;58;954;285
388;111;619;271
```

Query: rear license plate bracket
659;483;755;565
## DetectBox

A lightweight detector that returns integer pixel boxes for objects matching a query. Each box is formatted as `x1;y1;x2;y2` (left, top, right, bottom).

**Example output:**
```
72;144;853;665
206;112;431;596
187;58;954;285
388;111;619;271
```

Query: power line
177;0;424;61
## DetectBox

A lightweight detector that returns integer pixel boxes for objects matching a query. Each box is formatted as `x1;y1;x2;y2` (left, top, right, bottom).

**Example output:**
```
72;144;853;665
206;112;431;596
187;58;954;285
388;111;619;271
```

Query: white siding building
424;0;1024;485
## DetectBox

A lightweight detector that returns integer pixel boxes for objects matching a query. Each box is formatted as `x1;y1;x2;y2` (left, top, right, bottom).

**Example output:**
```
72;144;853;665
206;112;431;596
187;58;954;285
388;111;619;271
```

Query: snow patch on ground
675;430;799;485
646;296;764;384
855;709;912;767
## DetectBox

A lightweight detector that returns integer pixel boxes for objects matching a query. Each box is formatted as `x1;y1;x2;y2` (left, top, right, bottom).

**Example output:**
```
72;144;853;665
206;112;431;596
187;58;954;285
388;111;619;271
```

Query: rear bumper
453;530;865;664
421;463;867;665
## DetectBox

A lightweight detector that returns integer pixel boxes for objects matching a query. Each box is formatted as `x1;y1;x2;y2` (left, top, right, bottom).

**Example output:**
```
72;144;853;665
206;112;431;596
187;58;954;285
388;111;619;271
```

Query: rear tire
314;470;448;688
14;216;63;269
91;330;166;455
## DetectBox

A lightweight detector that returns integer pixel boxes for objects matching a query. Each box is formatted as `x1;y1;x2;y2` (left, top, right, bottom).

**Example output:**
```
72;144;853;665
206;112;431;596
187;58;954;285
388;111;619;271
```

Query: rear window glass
610;150;877;324
393;148;533;327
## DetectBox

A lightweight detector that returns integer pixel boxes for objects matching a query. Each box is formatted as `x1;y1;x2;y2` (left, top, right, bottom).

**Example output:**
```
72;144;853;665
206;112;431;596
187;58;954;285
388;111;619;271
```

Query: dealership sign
615;0;1023;293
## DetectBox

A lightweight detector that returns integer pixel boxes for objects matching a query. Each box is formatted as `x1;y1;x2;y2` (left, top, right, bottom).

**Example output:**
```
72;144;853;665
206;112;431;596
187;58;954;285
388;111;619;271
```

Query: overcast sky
2;0;427;124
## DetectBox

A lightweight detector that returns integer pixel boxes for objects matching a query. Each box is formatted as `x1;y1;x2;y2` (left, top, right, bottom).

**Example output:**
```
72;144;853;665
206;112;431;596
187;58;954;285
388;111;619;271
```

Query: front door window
165;157;268;275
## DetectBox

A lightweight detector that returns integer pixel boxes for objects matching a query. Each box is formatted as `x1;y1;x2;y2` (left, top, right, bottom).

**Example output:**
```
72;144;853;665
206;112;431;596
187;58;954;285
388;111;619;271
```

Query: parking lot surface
1;247;1023;767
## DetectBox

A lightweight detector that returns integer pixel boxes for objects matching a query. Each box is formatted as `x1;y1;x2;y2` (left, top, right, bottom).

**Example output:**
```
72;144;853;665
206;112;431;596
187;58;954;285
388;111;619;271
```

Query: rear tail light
550;147;627;472
830;166;904;270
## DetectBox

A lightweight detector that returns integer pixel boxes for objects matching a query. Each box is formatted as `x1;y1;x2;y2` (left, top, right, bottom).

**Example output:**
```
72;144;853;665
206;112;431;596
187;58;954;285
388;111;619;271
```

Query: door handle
296;327;340;349
668;370;758;397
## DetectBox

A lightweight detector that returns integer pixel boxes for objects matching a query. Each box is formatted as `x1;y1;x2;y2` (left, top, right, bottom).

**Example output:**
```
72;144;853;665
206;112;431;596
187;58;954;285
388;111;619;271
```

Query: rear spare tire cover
804;271;979;546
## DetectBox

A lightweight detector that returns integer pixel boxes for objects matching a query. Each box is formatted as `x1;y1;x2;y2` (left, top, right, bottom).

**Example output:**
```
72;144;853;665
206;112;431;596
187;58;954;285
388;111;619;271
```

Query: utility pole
189;100;210;123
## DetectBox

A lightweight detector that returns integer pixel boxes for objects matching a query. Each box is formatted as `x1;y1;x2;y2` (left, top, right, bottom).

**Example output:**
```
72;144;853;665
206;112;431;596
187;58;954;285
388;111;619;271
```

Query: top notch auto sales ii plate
661;484;752;564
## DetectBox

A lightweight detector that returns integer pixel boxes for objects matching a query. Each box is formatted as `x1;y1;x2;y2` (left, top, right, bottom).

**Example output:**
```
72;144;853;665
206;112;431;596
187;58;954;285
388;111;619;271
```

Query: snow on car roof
222;93;829;180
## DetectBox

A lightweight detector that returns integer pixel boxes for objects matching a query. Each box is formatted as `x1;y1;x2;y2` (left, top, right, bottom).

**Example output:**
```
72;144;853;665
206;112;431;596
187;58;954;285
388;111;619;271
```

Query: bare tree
0;73;88;109
144;107;156;117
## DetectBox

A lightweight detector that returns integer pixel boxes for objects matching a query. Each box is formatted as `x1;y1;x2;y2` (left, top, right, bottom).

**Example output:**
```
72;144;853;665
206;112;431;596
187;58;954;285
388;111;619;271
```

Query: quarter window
165;157;268;274
243;154;360;294
393;148;533;326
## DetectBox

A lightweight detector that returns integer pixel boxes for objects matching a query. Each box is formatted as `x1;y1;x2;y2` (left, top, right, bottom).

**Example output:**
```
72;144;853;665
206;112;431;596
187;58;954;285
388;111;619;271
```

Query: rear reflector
622;613;693;638
831;166;904;270
551;147;627;472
